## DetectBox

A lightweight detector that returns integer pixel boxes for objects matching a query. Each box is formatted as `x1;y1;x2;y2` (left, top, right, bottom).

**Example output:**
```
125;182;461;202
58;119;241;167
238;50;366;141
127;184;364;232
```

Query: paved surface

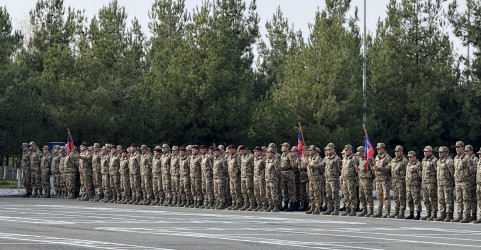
1;197;481;249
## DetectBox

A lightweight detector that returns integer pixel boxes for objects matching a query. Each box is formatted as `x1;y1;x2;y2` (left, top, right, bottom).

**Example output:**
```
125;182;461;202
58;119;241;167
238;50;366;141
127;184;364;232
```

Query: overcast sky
1;0;470;58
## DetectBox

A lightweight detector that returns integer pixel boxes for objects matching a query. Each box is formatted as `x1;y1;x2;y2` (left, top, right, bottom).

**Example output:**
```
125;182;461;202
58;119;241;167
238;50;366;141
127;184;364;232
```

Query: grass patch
0;179;21;189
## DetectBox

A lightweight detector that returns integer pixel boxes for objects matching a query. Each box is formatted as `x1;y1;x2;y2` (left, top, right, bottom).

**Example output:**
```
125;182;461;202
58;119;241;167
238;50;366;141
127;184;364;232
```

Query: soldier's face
31;145;37;151
162;147;169;153
228;148;235;155
111;148;116;154
424;151;432;157
377;148;385;154
395;150;403;157
141;149;147;154
456;146;464;154
122;152;128;157
466;150;473;156
200;148;207;154
154;151;160;156
220;149;225;154
43;148;48;153
308;150;315;156
22;146;28;152
54;148;59;153
213;151;220;157
266;152;273;158
80;145;87;151
281;146;288;152
408;156;416;163
192;148;199;154
180;151;186;156
173;150;179;155
345;149;352;156
254;150;261;156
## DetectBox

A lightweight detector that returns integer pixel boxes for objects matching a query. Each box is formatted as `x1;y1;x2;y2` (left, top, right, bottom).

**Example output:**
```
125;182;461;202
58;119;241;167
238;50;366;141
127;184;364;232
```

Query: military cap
101;146;108;151
208;146;215;151
261;146;267;152
455;141;465;147
282;142;290;148
29;141;36;146
238;145;247;150
344;144;353;150
130;143;138;148
42;145;49;150
324;143;335;150
354;152;360;157
121;149;127;153
110;145;117;149
94;143;100;148
212;147;220;152
407;151;416;157
140;145;148;150
117;145;122;150
81;142;88;146
53;145;60;149
267;148;276;153
199;145;207;149
376;143;385;149
105;144;112;148
192;145;199;150
218;145;225;150
438;146;449;153
254;146;262;151
153;148;161;152
465;145;474;151
60;146;65;150
423;145;433;152
227;144;235;149
21;142;29;148
316;147;321;153
394;145;403;151
154;145;161;150
290;146;298;152
172;146;179;151
268;143;277;148
186;145;193;151
162;144;170;149
308;145;316;151
357;146;365;153
180;147;186;152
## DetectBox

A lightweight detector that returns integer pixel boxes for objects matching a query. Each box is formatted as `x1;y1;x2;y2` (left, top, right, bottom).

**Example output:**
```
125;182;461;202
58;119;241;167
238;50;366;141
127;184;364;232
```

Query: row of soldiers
19;140;481;224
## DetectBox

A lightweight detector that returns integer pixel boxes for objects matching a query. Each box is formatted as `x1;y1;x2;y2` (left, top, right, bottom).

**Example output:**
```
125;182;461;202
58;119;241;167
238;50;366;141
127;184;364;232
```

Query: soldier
421;145;438;220
297;148;310;212
340;145;359;216
189;145;203;208
213;147;227;209
108;145;121;203
152;147;163;205
264;148;280;212
119;149;131;204
226;145;242;210
436;146;455;222
65;147;79;199
290;146;302;211
452;141;473;223
305;145;324;215
51;145;62;198
239;145;255;211
219;145;226;156
78;142;94;201
322;143;342;216
59;146;67;198
171;146;181;206
40;145;52;198
29;142;42;198
128;144;142;205
390;145;408;219
179;147;192;207
140;145;153;205
199;145;214;209
465;145;478;222
91;143;102;201
100;146;111;202
475;149;481;223
405;151;422;220
279;142;297;211
372;143;392;218
160;144;172;206
356;146;375;217
21;143;32;197
253;146;266;211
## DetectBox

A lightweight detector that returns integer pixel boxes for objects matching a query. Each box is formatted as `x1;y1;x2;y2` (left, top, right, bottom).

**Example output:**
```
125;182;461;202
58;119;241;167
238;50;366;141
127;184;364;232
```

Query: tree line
0;0;480;156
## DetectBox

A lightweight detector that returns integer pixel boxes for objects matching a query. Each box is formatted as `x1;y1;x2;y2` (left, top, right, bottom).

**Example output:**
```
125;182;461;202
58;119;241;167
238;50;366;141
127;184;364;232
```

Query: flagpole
363;0;367;126
299;122;320;210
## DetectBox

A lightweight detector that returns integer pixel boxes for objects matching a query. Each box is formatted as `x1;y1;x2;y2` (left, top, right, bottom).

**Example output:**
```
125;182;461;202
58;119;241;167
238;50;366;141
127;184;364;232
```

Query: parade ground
0;198;481;249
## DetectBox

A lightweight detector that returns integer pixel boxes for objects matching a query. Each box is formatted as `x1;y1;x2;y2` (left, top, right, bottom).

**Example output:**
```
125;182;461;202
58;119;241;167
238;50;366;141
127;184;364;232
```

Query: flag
363;127;374;170
65;130;74;156
298;125;304;159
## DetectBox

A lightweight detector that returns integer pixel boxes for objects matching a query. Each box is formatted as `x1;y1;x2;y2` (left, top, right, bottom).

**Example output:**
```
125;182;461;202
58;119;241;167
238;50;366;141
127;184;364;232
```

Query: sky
0;0;470;59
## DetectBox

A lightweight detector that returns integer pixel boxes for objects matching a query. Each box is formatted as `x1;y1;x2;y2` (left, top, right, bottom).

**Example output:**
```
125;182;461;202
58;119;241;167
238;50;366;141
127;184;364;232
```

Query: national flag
298;128;304;159
363;126;374;170
65;130;74;156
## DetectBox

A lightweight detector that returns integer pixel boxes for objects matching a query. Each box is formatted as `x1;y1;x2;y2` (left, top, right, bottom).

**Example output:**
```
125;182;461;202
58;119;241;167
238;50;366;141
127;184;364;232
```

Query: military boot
287;202;296;212
264;203;272;212
365;207;373;217
262;202;268;212
349;208;357;216
473;217;481;224
216;202;226;209
396;209;405;219
413;211;421;220
164;198;170;206
116;195;122;203
405;211;414;219
357;207;367;217
471;212;477;222
23;192;32;198
77;192;83;200
271;204;279;212
435;211;446;221
31;190;38;198
389;209;399;218
372;208;383;218
68;193;75;199
167;198;173;207
233;202;242;210
200;200;207;208
421;210;431;220
226;201;235;210
451;213;463;222
247;202;255;211
312;206;321;215
444;212;453;222
240;202;249;211
341;207;351;216
151;198;159;206
428;210;437;221
322;206;333;215
81;194;89;201
108;195;116;203
382;209;390;218
172;198;177;206
331;207;340;216
339;205;346;211
37;190;43;198
306;204;316;214
461;213;471;223
207;200;215;209
44;191;51;198
280;202;288;211
128;197;135;204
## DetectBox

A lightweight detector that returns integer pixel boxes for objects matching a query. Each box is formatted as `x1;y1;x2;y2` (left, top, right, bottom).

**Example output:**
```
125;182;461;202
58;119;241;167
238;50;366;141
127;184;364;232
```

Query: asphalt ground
1;197;481;250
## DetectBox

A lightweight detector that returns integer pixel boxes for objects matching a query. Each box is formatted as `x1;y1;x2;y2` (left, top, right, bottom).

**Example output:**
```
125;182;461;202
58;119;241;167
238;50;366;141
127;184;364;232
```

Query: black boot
341;207;351;216
280;202;288;211
372;208;382;218
305;204;315;214
413;211;421;220
405;211;414;219
365;207;373;217
461;213;471;223
358;207;367;217
444;212;453;222
428;210;437;221
287;202;296;212
389;209;399;218
322;206;333;215
339;205;346;211
421;210;431;220
435;211;446;221
451;213;462;222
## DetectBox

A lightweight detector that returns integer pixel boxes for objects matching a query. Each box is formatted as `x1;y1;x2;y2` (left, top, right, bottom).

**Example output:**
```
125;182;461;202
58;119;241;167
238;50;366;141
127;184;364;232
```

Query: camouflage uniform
322;145;342;215
306;150;324;214
128;150;142;204
21;146;32;195
453;150;472;222
467;148;478;221
170;151;180;206
179;153;191;206
65;151;78;198
226;153;241;210
51;149;62;197
240;152;255;210
59;151;66;197
374;148;392;217
390;152;408;216
421;148;438;219
109;151;121;202
200;152;214;208
30;147;42;197
40;148;52;197
357;155;374;216
265;151;280;212
91;147;102;199
213;153;227;208
436;147;454;221
152;151;163;204
119;153;131;203
253;154;266;210
161;151;172;205
100;150;111;201
297;154;310;210
406;157;422;214
280;150;297;207
140;148;153;204
78;149;94;200
340;148;359;215
189;152;203;207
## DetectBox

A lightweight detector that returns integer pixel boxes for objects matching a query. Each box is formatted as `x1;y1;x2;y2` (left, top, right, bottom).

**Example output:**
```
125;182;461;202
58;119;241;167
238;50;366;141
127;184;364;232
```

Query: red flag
363;126;374;170
298;128;304;159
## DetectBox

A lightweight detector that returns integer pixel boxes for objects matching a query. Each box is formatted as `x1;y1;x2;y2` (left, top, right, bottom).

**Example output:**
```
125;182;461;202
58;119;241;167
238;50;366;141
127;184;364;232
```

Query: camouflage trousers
470;182;477;214
41;169;51;193
23;167;32;193
214;178;226;202
31;168;41;191
102;174;111;197
456;182;471;215
171;176;180;201
140;172;153;200
162;173;171;199
92;167;102;196
130;174;142;199
308;179;323;206
280;170;297;202
120;174;131;198
81;173;94;197
229;177;241;203
152;175;163;199
266;181;279;206
438;184;454;213
53;172;61;194
376;180;391;211
477;184;481;213
190;176;202;201
202;176;214;202
254;177;266;206
422;183;438;211
406;184;422;212
359;178;374;209
180;178;191;201
66;171;77;194
225;176;231;204
110;174;121;197
341;177;358;209
299;181;308;203
241;176;255;204
326;180;340;210
392;180;406;210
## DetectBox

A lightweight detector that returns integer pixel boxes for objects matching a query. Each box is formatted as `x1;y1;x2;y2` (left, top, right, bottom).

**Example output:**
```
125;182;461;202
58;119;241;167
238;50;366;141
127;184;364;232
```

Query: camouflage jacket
65;151;78;173
469;154;478;183
454;153;472;183
391;156;408;182
240;153;254;178
79;150;92;172
201;153;213;179
92;151;101;171
40;152;52;172
437;156;454;187
308;154;323;181
100;154;111;175
109;152;120;176
375;153;392;181
51;152;62;173
161;152;171;176
341;154;359;179
120;155;129;177
213;155;227;179
21;150;31;169
323;154;342;182
265;157;280;182
189;154;202;178
60;156;66;173
140;152;153;176
422;155;438;184
406;159;422;186
253;155;266;181
128;151;141;176
297;155;309;182
30;149;41;171
477;160;481;185
179;155;190;179
152;154;162;176
227;153;241;179
170;154;180;178
357;158;374;180
280;152;295;171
